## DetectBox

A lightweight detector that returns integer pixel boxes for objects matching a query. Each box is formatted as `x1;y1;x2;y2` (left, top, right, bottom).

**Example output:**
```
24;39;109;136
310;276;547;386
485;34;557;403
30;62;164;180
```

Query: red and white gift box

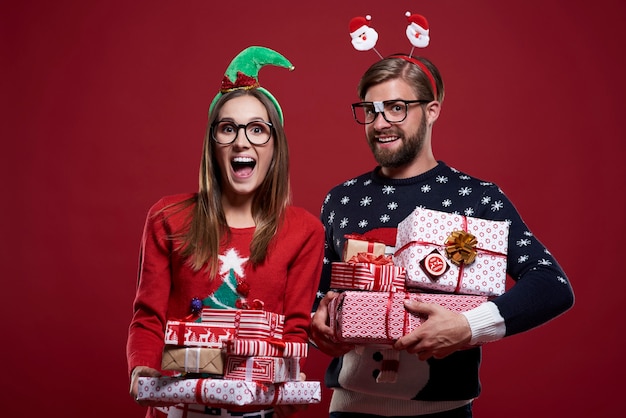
331;254;406;292
137;377;321;406
224;356;300;383
394;207;509;297
199;309;284;340
165;321;230;348
223;339;308;358
329;291;487;345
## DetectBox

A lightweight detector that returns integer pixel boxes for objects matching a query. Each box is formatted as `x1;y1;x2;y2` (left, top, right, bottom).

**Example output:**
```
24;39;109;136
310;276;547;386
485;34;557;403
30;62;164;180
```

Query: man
310;55;574;417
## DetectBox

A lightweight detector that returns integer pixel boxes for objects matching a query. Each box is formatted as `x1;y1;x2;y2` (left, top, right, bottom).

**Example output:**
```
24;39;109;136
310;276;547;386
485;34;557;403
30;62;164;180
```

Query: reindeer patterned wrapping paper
164;321;234;348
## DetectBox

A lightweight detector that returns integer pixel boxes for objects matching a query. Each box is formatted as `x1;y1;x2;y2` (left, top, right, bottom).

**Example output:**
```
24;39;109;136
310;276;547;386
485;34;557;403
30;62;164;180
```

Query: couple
127;46;574;418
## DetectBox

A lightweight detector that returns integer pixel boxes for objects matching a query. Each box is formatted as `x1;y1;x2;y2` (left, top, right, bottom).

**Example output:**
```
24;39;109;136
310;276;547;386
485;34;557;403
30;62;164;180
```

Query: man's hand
310;291;354;357
393;299;472;361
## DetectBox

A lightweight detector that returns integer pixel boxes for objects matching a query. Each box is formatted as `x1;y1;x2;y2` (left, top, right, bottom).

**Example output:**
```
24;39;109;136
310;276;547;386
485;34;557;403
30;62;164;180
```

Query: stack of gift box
329;207;510;349
136;307;321;407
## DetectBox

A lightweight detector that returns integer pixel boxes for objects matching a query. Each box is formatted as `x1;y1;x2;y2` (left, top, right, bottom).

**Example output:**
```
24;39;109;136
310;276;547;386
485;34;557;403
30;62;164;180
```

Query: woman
127;47;324;418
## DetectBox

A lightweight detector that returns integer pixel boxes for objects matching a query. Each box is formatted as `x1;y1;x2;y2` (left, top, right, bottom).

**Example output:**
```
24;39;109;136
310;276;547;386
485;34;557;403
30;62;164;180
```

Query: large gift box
343;234;386;261
224;356;300;383
137;377;321;406
161;346;224;374
200;309;284;340
223;339;308;358
330;291;486;345
164;321;229;348
331;254;406;292
394;207;509;297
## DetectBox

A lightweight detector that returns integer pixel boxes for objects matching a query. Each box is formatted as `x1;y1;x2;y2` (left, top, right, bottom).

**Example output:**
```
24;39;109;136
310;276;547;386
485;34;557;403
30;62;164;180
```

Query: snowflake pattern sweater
316;162;574;415
127;194;325;416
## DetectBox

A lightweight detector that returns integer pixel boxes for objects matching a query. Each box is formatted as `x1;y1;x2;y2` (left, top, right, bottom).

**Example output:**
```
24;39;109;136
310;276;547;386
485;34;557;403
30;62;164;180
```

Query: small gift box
199;309;284;340
394;207;509;297
137;377;322;406
161;346;224;374
343;234;387;261
223;339;308;358
164;321;229;348
224;356;300;383
329;291;487;345
331;253;406;292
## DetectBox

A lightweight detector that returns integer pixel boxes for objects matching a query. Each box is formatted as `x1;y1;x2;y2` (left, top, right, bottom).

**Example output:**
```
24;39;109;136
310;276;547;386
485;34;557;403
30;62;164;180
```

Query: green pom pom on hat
209;46;294;124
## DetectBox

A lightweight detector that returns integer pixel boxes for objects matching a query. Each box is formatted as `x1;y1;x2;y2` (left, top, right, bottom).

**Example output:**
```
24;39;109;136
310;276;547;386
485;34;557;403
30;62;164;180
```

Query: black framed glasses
351;99;430;125
211;120;274;145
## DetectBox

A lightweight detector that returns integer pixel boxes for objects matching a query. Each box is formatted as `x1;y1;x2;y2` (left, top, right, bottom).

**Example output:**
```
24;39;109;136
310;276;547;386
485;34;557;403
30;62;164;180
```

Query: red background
2;1;625;417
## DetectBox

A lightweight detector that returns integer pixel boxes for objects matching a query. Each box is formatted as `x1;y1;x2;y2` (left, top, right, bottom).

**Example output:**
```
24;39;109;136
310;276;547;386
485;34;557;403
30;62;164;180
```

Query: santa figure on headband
405;11;430;48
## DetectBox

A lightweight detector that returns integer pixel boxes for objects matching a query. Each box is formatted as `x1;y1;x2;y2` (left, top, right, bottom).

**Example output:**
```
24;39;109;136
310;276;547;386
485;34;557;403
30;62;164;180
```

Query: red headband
388;54;437;100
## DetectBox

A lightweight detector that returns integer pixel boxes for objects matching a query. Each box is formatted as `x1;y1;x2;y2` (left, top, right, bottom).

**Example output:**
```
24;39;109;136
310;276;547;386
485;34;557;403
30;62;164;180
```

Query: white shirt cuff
461;301;506;344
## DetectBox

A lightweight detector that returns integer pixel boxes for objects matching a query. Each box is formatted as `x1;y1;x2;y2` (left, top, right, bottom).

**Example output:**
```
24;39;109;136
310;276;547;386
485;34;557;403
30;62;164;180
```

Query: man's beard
367;115;427;168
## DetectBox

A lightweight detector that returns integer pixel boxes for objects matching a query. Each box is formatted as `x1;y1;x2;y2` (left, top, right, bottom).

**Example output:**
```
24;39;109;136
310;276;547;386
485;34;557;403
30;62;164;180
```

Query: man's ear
425;101;441;125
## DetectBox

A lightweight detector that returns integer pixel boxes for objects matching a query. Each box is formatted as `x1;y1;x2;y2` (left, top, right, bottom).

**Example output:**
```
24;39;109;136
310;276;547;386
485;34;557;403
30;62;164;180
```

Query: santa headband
348;12;437;99
209;46;294;125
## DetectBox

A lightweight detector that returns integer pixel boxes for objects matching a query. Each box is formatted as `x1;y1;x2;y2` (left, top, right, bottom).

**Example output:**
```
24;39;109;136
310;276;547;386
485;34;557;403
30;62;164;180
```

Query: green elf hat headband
348;12;437;98
209;46;295;125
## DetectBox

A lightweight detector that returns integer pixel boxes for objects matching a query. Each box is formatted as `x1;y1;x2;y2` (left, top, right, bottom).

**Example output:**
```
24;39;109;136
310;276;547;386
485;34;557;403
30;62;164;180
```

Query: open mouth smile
231;156;256;177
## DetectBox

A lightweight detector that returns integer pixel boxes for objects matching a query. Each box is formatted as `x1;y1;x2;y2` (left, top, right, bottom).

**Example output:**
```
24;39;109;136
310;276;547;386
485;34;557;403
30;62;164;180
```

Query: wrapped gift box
137;377;321;406
161;346;224;374
330;255;406;292
200;309;284;340
330;291;487;345
223;339;308;358
394;207;509;297
224;356;300;383
343;234;386;261
165;321;230;348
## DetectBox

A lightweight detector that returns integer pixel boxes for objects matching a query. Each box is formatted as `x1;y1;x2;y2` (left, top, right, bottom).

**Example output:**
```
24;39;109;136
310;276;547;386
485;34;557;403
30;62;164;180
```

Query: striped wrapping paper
224;356;300;383
223;339;308;358
330;261;406;292
199;309;284;340
137;377;321;406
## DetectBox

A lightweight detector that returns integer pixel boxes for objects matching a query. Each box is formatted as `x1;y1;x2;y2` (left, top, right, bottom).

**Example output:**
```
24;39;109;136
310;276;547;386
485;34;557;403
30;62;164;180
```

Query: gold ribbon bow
445;230;478;265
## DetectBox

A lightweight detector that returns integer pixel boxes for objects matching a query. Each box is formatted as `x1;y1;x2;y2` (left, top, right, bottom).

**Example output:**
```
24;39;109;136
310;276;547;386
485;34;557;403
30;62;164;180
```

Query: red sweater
127;193;325;375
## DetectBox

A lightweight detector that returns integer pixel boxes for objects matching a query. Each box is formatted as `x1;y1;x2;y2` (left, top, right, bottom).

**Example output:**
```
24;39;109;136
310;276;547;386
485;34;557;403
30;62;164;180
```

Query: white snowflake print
324;193;331;204
323;257;330;265
421;184;431;193
442;199;452;207
388;202;398;210
344;179;357;186
380;214;391;223
459;175;471;180
459;187;472;196
382;185;395;195
481;196;491;205
538;259;553;266
518;255;529;263
491;200;504;211
557;276;567;284
340;217;349;228
358;219;369;228
480;181;493;186
328;211;335;224
360;196;372;206
544;248;552;255
517;238;531;247
316;290;325;299
335;238;342;248
341;196;350;205
436;175;448;183
524;231;533;237
450;167;460;173
464;207;474;216
364;179;372;186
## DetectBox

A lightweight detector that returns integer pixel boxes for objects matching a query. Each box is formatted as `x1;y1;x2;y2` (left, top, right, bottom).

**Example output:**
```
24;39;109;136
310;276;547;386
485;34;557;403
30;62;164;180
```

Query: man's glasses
351;100;430;125
211;120;274;145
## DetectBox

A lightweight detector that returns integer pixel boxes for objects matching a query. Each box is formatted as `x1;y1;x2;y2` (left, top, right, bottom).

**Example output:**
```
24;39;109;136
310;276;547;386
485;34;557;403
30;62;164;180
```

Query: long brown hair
173;89;291;276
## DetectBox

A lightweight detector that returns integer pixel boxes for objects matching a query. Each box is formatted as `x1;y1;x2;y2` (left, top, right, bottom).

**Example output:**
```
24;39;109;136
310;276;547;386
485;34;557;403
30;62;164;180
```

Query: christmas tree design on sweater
203;248;253;309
